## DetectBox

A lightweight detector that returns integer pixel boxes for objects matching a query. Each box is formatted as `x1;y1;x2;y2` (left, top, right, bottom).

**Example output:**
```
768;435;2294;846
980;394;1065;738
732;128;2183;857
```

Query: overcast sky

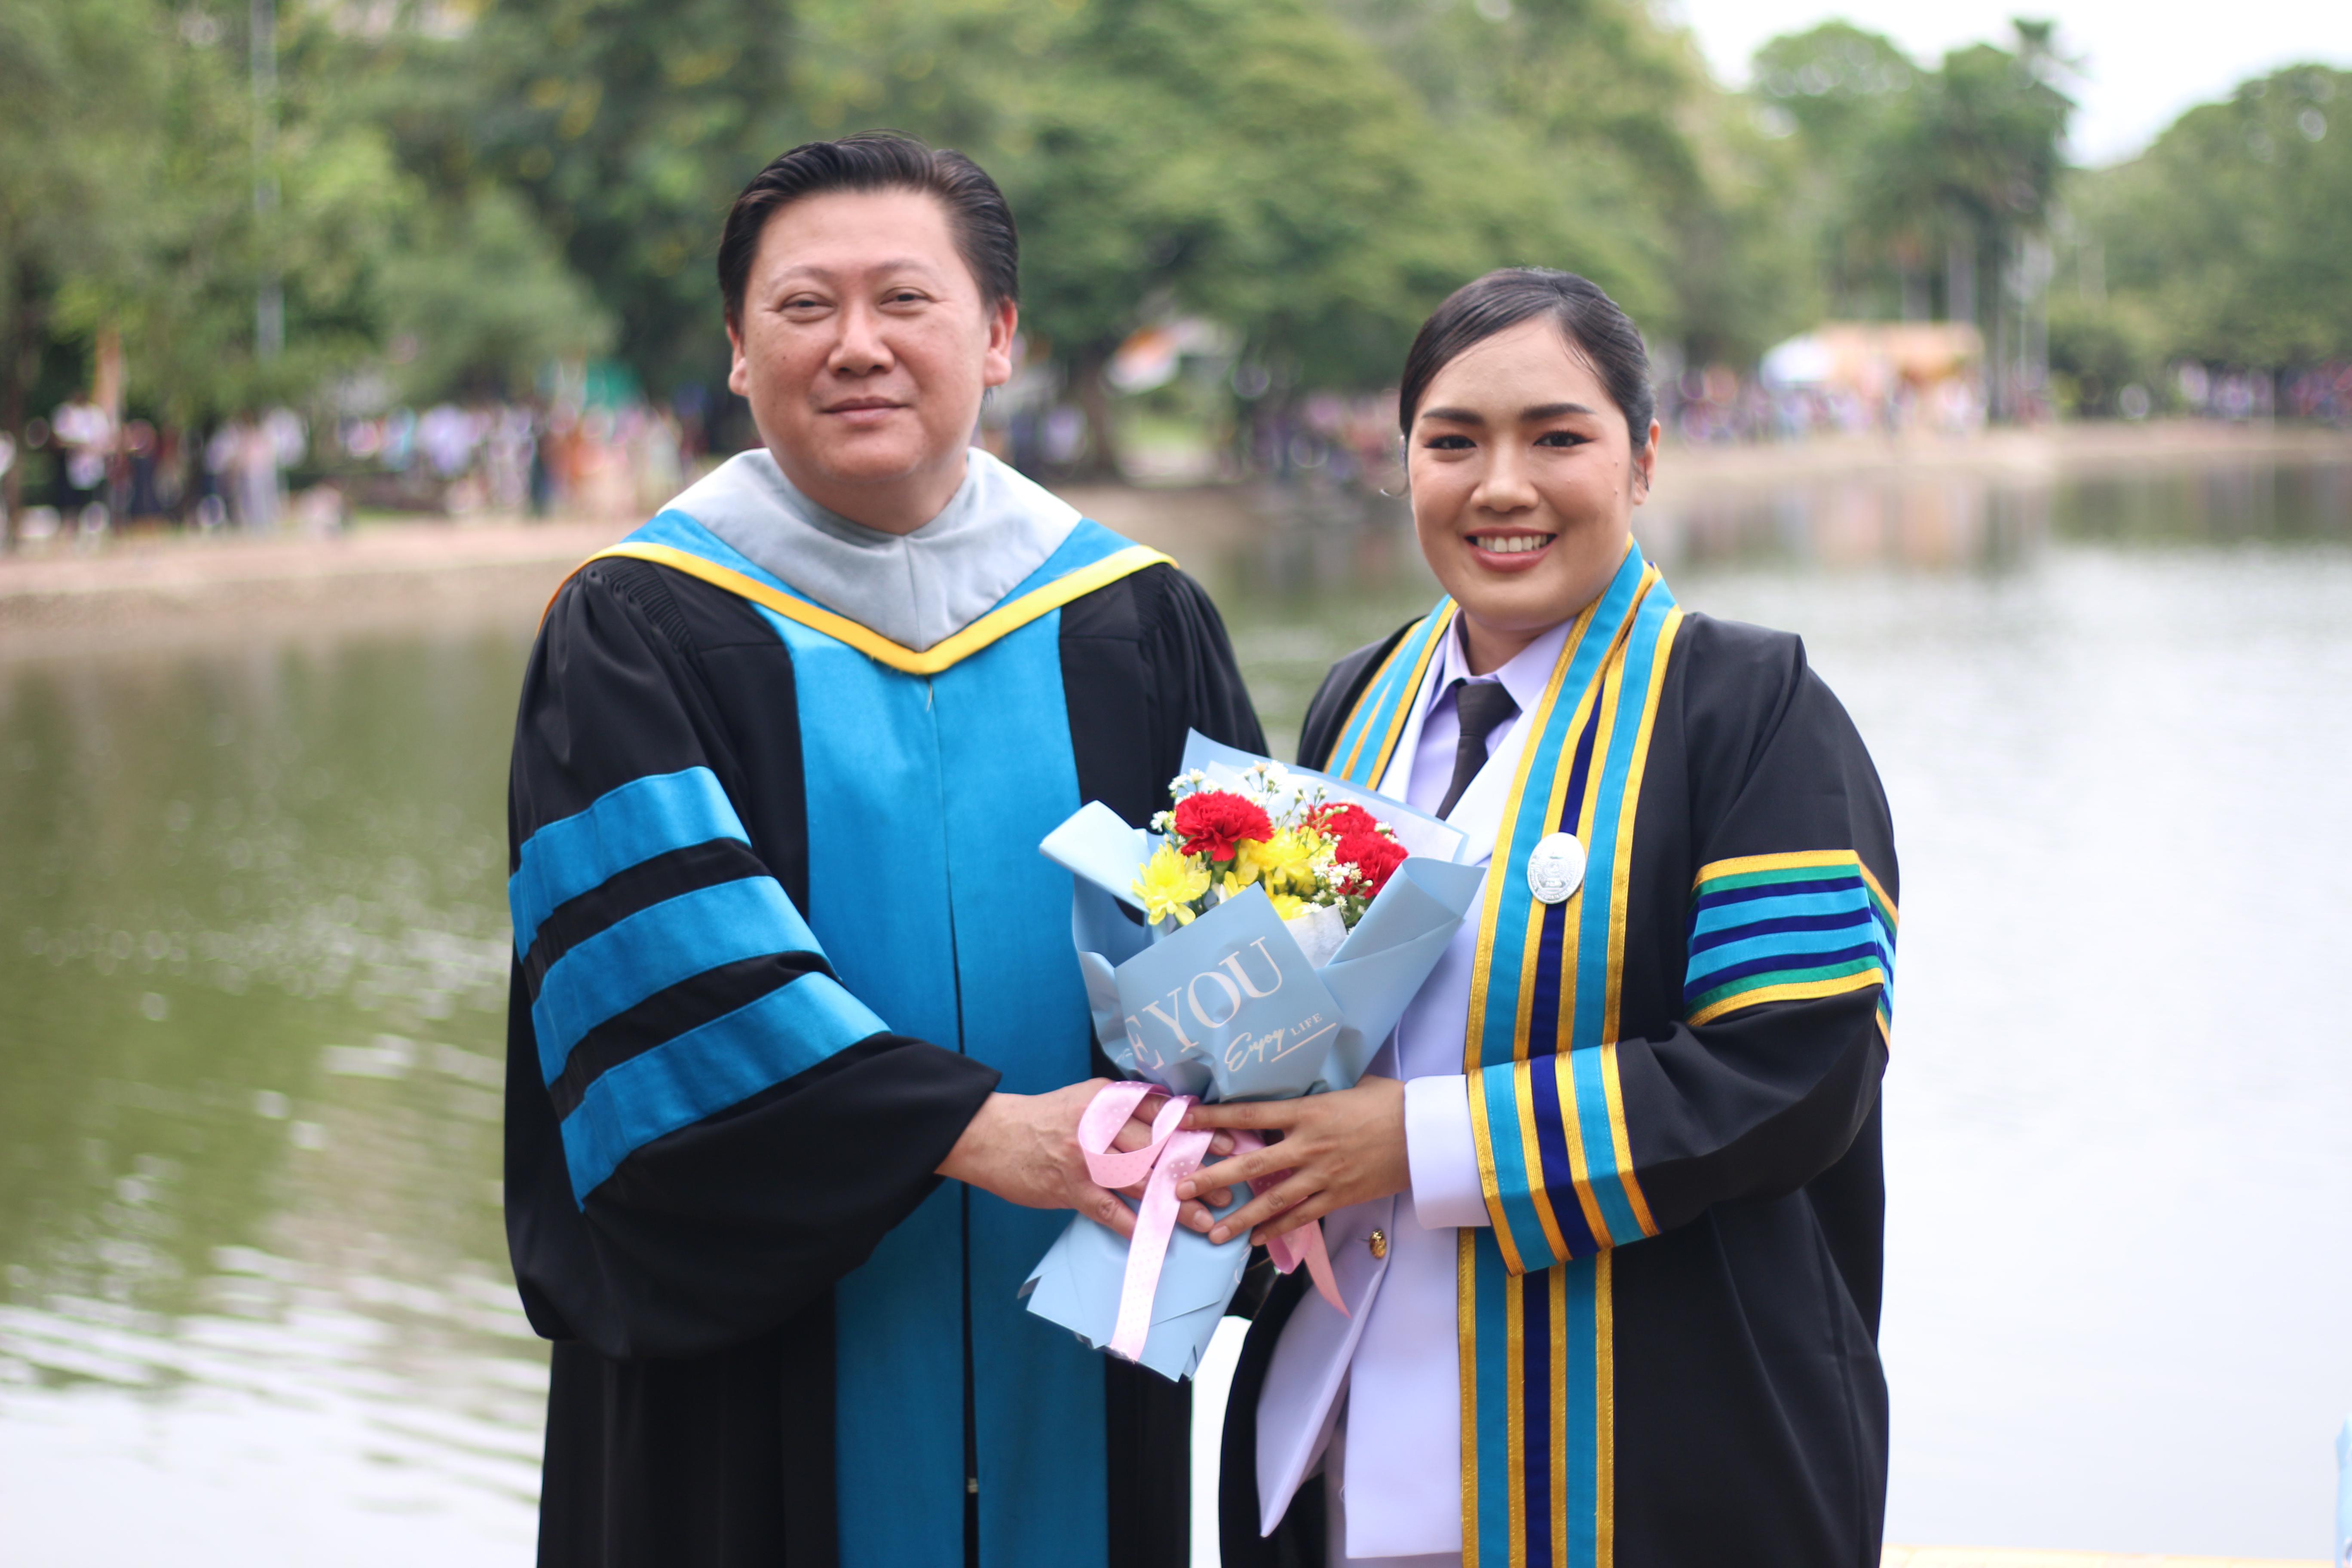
1664;0;2352;165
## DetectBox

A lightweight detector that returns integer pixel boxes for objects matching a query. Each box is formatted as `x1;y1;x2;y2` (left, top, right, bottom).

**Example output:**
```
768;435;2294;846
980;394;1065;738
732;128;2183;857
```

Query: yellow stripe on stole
1595;1248;1617;1568
553;540;1175;676
1550;1262;1570;1568
1549;622;1636;1255
1505;606;1618;1269
1464;589;1605;1274
1335;619;1417;780
1458;1228;1482;1568
1595;603;1682;1240
1339;604;1456;783
1684;969;1890;1027
1533;588;1646;1260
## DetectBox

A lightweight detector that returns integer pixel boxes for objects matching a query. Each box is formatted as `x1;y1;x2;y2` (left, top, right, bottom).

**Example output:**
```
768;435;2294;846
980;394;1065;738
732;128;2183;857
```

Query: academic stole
1328;541;1684;1568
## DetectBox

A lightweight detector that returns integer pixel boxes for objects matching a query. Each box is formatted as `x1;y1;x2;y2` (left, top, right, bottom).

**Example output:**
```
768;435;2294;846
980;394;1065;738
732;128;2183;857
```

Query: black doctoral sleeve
504;562;999;1359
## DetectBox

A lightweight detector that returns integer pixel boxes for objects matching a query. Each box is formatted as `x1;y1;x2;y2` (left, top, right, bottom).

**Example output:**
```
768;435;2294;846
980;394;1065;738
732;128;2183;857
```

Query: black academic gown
505;548;1265;1568
1221;607;1894;1568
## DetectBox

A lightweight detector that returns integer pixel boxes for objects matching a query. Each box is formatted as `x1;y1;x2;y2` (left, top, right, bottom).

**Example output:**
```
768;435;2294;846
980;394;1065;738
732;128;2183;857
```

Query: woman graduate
1187;271;1897;1568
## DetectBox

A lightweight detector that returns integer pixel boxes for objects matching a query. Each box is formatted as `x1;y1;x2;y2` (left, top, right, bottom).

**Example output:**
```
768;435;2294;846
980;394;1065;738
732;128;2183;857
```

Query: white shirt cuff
1403;1075;1491;1229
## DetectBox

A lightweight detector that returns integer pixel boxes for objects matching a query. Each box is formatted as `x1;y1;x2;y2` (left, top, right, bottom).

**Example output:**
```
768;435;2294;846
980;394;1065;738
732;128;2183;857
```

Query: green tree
0;0;173;528
2079;64;2352;370
1750;22;1922;318
1338;0;1807;364
384;0;808;400
375;185;612;404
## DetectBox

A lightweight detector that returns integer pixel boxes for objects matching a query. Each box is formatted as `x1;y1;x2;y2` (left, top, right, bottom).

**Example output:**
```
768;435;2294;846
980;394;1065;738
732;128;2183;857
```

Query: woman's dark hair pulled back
1398;269;1654;445
717;131;1018;329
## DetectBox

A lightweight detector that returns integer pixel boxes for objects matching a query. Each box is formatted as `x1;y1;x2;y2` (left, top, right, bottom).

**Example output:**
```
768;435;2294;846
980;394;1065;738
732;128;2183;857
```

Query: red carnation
1306;802;1380;841
1333;827;1408;897
1172;790;1274;862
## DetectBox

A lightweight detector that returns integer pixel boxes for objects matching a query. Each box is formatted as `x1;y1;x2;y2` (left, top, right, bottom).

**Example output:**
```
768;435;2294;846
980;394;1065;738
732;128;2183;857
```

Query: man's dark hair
717;131;1020;330
1397;268;1656;447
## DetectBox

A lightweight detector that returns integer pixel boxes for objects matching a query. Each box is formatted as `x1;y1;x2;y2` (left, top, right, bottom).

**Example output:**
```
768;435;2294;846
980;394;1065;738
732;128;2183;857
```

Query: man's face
727;188;1015;532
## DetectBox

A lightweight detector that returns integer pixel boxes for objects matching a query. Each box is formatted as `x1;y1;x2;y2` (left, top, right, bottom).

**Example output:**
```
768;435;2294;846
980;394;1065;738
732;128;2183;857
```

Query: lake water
3;458;2348;1563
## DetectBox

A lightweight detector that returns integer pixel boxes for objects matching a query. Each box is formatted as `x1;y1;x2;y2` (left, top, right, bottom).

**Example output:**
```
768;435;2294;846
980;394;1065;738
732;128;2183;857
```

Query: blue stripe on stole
1475;547;1650;1073
1330;601;1449;784
509;766;747;955
1562;1257;1601;1565
1521;1265;1553;1568
560;971;885;1201
1473;559;1648;1266
1525;1057;1600;1259
1524;702;1607;1059
1472;1231;1517;1556
1524;701;1608;1257
529;877;821;1084
758;520;1115;1568
1564;576;1676;1247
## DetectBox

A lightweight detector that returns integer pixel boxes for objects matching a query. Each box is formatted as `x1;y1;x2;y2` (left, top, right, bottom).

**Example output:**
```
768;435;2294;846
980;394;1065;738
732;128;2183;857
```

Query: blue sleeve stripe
1691;920;1879;971
1690;874;1858;913
510;767;748;956
1688;885;1873;940
559;971;888;1202
1690;907;1877;956
530;877;821;1084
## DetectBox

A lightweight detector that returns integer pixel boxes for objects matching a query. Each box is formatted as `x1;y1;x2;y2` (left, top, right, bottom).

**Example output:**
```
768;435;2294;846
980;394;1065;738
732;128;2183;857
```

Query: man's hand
1176;1076;1410;1246
937;1081;1237;1240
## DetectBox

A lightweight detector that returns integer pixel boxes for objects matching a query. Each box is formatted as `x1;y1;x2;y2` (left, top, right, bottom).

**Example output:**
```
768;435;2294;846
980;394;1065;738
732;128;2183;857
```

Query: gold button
1367;1229;1387;1260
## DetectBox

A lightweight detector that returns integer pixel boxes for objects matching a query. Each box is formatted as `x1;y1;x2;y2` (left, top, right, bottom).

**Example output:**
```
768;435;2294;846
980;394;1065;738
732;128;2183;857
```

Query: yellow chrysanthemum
1237;827;1326;895
1267;891;1308;921
1220;856;1263;896
1133;844;1210;926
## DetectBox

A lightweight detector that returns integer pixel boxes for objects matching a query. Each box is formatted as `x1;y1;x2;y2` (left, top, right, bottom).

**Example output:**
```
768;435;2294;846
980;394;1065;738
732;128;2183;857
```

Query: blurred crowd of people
2184;361;2352;425
0;396;703;543
4;353;2348;548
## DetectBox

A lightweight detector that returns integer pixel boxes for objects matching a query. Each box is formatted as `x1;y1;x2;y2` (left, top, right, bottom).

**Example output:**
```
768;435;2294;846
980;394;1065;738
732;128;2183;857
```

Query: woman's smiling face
1406;316;1659;673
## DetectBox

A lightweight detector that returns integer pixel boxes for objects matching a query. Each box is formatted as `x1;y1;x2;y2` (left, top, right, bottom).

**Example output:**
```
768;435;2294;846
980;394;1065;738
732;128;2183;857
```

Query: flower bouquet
1018;732;1484;1380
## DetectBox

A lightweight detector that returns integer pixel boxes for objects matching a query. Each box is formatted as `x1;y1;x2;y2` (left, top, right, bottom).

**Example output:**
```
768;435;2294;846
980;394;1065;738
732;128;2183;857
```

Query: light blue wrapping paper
1019;753;1485;1380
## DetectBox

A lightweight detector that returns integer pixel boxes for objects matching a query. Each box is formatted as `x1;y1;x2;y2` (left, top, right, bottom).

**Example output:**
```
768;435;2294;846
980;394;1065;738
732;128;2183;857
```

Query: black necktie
1438;680;1518;819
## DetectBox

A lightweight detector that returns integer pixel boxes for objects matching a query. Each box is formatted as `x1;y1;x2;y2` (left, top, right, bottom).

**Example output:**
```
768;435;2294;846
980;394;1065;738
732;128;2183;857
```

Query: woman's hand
1176;1077;1410;1246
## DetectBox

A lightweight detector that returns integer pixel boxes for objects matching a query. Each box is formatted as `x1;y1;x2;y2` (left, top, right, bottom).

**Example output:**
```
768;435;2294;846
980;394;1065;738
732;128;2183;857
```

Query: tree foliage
1751;19;2072;329
2074;64;2352;369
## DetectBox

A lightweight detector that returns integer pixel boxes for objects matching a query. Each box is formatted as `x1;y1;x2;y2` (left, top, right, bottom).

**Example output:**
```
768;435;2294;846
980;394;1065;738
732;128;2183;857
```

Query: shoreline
3;420;2345;662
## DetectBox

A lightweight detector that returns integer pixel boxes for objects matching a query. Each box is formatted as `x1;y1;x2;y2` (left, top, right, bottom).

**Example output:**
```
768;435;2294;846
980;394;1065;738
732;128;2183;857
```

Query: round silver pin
1525;832;1586;905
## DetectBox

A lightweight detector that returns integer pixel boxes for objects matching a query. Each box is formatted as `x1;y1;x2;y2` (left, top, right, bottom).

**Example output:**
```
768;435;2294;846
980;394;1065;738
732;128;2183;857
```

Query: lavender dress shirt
1254;615;1576;1567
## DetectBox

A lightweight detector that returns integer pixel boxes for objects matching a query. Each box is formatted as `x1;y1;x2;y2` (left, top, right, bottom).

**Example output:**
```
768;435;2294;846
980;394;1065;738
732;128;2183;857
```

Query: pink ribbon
1075;1080;1345;1364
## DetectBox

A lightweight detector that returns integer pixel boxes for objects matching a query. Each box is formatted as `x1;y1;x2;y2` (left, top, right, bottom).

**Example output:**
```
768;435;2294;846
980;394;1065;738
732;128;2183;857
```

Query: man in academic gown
502;133;1264;1568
